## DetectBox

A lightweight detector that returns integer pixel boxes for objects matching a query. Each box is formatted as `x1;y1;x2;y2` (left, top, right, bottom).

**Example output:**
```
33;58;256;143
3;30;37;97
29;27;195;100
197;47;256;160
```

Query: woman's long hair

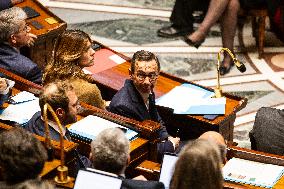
170;139;223;189
43;30;95;84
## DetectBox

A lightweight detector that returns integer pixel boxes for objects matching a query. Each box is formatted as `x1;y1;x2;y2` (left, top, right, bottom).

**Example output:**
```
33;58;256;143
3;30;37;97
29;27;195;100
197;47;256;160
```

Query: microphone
233;58;246;73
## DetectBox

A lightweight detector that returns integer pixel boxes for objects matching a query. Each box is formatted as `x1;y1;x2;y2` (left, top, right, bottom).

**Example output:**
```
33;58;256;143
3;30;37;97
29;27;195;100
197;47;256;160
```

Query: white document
0;98;40;124
109;54;126;64
223;158;284;188
11;91;37;103
69;115;138;141
156;84;225;114
74;169;122;189
156;84;212;113
159;154;178;189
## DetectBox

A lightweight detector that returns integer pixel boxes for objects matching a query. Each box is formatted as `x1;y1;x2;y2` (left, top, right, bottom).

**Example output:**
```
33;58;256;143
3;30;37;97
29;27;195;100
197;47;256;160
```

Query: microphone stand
214;48;238;98
43;103;71;184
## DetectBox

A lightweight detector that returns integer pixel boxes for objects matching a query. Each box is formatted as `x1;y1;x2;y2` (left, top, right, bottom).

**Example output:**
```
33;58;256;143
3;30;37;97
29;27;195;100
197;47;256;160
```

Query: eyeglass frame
17;23;30;34
135;71;159;82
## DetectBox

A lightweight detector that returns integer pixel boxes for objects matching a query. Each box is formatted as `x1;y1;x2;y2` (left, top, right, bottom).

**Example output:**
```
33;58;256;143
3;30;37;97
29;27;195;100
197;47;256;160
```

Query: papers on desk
69;115;138;143
156;83;226;115
10;91;37;104
223;158;284;188
0;91;40;124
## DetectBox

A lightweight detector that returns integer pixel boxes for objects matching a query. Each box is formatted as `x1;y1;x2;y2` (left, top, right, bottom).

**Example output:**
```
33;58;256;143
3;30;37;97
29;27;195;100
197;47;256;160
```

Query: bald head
199;131;227;162
199;131;226;146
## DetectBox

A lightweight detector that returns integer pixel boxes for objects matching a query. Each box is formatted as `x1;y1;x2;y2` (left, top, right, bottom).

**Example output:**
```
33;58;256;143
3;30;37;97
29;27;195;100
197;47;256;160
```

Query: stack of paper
69;115;138;142
0;91;40;124
223;158;284;188
156;83;226;115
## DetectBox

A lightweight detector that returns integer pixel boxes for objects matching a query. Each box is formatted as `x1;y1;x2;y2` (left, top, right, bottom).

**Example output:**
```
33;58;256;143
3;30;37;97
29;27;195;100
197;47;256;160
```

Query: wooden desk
90;43;247;141
16;0;67;69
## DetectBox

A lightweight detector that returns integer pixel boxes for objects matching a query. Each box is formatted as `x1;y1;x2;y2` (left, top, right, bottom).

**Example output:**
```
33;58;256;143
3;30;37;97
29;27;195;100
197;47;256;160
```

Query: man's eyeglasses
19;23;30;33
136;72;158;81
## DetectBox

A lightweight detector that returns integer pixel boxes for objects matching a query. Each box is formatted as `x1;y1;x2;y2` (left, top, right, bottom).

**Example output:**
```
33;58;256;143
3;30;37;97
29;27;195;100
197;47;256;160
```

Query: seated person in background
0;128;54;189
108;50;180;159
157;0;209;38
198;131;227;163
25;80;91;173
0;7;42;84
26;80;78;141
170;139;223;189
249;107;284;156
0;77;14;107
0;0;24;11
90;128;165;189
184;0;281;75
43;30;106;109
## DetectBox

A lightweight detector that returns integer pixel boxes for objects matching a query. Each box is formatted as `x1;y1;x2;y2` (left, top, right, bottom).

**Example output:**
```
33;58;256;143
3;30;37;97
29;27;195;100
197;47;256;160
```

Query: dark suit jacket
25;111;92;175
25;111;68;141
0;0;11;11
0;43;42;84
121;179;165;189
249;107;284;155
108;79;174;156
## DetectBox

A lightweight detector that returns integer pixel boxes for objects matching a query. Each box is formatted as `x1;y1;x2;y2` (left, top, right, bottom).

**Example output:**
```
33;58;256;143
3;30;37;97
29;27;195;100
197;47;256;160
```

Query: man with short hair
108;50;180;159
90;128;165;189
0;7;42;84
90;128;130;176
26;80;91;174
26;80;78;141
0;128;53;188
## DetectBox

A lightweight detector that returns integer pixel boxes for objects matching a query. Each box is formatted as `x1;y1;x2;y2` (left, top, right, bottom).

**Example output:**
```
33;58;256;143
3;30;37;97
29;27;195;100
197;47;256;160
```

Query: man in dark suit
249;107;284;156
0;0;23;11
108;50;180;159
26;80;78;141
157;0;209;38
0;7;42;84
90;128;165;189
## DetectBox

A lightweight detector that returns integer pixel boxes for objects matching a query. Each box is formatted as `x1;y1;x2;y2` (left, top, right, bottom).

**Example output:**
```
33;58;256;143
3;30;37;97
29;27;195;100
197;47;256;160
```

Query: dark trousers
170;0;209;29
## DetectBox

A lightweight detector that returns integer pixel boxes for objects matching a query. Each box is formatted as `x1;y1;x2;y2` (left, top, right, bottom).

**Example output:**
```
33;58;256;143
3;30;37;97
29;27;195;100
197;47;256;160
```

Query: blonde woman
43;30;106;109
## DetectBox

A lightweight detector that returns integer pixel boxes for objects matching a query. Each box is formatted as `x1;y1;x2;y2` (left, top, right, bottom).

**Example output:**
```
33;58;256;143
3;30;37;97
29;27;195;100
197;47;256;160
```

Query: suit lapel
126;80;151;120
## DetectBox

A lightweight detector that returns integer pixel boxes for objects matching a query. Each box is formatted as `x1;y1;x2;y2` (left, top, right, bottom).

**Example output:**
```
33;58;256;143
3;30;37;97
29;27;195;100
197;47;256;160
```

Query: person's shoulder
257;107;283;118
0;0;12;11
25;111;43;130
121;179;165;189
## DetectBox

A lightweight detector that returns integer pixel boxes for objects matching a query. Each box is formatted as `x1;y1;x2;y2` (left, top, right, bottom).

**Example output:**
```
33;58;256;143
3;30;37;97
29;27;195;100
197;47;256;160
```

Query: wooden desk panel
16;0;67;69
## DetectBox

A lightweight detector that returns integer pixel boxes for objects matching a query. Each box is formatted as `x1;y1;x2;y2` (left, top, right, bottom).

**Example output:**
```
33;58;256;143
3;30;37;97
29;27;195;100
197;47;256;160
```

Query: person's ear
129;68;133;79
10;34;17;45
126;155;130;166
55;108;65;119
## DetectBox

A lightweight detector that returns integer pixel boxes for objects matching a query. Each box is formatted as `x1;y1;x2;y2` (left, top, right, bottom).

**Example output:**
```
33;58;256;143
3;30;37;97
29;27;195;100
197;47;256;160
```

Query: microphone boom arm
43;103;71;184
